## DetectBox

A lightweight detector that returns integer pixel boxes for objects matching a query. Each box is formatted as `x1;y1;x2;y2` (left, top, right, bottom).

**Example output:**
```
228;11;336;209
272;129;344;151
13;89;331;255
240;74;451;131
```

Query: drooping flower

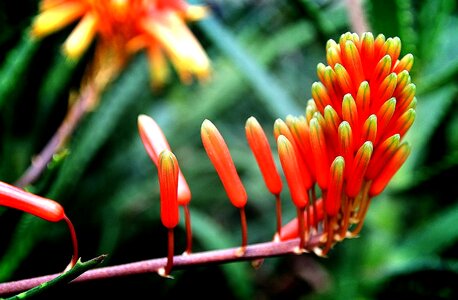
0;180;79;270
31;0;211;89
274;32;416;254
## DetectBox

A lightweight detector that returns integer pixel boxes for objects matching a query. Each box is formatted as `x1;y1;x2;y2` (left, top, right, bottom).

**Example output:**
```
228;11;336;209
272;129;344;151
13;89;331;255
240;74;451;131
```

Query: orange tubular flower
201;119;247;209
138;114;194;254
137;114;191;205
272;32;416;253
158;150;179;229
245;117;283;196
31;0;211;88
277;135;309;250
245;116;283;239
0;181;79;270
157;150;179;277
201;119;248;254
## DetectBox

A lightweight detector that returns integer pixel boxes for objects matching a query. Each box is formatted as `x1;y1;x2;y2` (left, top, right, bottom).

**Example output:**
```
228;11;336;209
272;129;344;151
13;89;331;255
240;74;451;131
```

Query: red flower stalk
271;32;416;252
0;181;79;271
138;114;193;254
279;198;325;241
245;116;283;239
201;119;248;255
157;150;179;277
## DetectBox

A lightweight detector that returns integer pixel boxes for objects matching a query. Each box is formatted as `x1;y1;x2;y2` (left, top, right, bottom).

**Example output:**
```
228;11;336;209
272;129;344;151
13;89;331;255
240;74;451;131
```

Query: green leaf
0;31;39;109
397;201;458;257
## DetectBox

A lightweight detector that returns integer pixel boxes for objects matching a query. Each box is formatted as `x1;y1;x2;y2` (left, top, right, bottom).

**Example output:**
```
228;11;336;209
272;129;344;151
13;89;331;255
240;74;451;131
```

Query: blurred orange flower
32;0;211;89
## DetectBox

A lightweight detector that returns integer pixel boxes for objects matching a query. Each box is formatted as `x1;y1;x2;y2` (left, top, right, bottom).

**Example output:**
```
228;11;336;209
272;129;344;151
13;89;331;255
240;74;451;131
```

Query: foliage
0;0;457;299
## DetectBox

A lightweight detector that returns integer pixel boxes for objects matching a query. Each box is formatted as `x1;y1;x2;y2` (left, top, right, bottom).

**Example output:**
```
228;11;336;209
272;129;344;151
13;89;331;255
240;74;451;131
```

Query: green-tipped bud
326;156;345;216
346;141;373;197
361;114;377;144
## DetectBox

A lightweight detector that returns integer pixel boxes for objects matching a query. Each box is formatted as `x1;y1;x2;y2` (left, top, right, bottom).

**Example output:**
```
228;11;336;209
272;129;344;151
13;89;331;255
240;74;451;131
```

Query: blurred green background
1;0;458;299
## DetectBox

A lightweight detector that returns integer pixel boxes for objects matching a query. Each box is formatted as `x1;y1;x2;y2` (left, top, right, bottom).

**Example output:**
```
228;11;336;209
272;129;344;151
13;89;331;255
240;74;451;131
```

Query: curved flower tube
0;181;79;270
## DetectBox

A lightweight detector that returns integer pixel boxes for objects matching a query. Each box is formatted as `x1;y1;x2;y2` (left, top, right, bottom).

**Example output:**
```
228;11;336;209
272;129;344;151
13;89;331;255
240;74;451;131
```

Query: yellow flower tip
31;2;87;39
311;82;331;112
342;39;364;83
334;63;353;94
366;134;400;179
376;72;397;105
346;141;373;198
326;44;341;67
342;93;358;129
372;55;392;84
323;105;340;133
338;121;353;152
375;98;396;139
394;53;414;73
62;13;98;60
316;62;327;82
361;114;377;144
326;38;338;52
185;5;209;21
326;156;345;216
395;108;416;137
201;119;247;208
369;142;411;197
383;37;401;64
396;83;416;112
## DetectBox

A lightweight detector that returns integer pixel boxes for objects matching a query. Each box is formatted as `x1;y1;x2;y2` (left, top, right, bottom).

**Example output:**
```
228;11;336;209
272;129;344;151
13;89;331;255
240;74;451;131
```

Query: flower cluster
32;0;211;88
275;32;416;254
138;32;416;275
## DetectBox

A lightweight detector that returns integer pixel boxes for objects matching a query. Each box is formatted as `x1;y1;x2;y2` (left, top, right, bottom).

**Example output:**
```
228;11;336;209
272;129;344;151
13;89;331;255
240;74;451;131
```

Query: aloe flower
201;119;248;255
137;114;193;254
0;181;79;270
31;0;211;88
157;150;179;277
245;116;283;239
276;32;416;254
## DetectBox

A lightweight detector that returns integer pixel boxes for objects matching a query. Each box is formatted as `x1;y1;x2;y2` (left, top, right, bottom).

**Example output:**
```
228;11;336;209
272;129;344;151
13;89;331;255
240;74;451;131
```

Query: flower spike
274;32;417;253
0;181;79;271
